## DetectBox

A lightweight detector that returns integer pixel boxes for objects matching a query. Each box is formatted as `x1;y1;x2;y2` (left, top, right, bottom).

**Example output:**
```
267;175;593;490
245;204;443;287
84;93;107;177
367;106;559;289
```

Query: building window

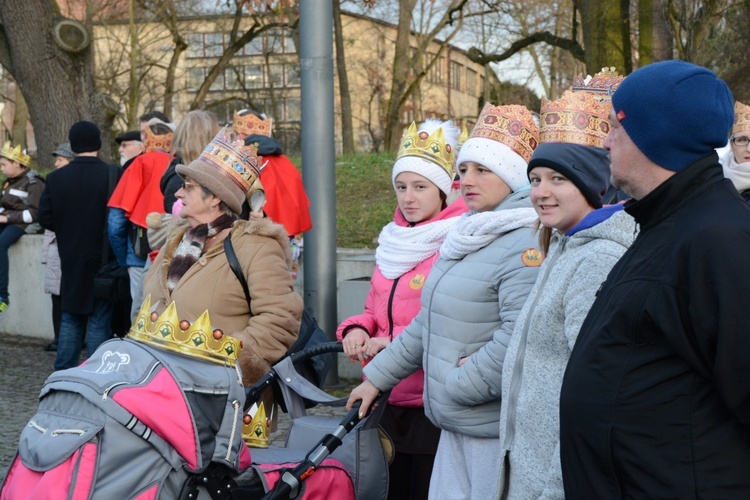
204;33;223;57
466;68;477;96
427;56;444;84
285;64;300;87
267;64;284;88
225;67;242;90
245;65;263;89
186;32;223;58
283;31;296;54
187;67;205;91
244;36;263;56
267;32;284;54
186;33;204;58
450;61;462;91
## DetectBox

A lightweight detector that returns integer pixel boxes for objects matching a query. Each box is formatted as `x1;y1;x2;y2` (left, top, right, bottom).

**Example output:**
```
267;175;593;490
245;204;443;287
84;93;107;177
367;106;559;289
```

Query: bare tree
0;0;118;167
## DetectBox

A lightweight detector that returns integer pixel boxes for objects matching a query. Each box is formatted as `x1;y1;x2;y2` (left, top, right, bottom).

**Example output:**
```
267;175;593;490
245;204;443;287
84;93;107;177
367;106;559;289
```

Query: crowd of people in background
2;59;750;498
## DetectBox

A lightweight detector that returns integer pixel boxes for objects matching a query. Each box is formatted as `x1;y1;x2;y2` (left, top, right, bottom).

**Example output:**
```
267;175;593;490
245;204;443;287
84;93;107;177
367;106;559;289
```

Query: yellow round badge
409;274;426;290
521;248;544;267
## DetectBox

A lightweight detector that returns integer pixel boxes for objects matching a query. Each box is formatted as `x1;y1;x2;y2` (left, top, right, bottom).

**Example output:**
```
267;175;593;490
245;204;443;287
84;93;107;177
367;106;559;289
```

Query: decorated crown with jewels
127;295;243;366
470;103;539;164
539;90;612;148
572;67;624;102
233;110;273;138
199;127;264;193
733;101;750;137
143;123;173;154
0;141;31;166
396;122;455;178
242;401;270;448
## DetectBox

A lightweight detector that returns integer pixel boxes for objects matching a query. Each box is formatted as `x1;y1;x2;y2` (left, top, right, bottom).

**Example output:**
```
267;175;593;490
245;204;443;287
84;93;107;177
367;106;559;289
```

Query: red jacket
108;151;171;227
336;197;468;407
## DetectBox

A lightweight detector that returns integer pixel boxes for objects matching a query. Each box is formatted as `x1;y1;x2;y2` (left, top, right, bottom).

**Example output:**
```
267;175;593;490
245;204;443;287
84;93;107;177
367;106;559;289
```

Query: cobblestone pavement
0;333;357;481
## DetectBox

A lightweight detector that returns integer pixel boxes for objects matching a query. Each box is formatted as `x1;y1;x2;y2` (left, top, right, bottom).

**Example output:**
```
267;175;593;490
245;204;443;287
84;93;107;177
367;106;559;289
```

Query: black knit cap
527;142;611;209
69;121;102;153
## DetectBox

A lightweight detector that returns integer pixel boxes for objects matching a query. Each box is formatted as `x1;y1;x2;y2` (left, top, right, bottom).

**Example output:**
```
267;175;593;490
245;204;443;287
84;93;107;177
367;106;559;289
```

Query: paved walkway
0;333;355;481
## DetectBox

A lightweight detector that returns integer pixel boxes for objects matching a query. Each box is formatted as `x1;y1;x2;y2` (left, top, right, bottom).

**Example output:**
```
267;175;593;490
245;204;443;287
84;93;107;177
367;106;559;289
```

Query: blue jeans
55;300;115;370
0;224;26;299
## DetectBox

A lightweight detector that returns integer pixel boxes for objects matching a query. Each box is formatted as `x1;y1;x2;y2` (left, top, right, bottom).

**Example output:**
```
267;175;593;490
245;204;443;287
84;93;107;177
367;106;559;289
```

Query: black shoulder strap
224;235;251;311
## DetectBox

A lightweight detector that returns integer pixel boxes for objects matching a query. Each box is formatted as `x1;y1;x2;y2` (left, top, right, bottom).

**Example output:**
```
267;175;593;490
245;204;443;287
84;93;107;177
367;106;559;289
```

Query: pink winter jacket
337;197;468;407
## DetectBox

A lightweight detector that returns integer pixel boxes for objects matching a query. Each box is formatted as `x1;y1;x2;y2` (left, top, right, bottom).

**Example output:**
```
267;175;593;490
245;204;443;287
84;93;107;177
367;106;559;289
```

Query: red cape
259;154;312;236
108;151;171;227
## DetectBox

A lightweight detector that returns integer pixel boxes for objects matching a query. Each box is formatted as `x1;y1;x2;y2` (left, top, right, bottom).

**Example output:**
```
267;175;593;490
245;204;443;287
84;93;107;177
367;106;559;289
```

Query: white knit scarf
722;153;750;194
376;217;460;279
440;207;538;260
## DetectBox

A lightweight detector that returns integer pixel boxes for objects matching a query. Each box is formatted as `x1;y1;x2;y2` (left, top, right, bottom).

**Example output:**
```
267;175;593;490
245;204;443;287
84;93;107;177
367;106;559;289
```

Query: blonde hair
171;110;219;164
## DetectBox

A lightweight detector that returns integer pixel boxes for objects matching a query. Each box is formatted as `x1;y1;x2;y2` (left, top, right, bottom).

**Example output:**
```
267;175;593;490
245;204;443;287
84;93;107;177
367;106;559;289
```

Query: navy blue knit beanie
527;142;611;208
612;60;734;172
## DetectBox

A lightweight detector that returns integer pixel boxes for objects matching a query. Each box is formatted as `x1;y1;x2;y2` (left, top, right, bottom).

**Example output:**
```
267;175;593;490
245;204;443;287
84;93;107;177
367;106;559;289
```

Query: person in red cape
107;119;174;321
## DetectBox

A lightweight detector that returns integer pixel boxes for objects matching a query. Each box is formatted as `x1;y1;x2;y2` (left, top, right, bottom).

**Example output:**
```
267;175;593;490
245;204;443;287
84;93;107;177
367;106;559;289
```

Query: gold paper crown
143;126;173;154
233;110;273;138
396;122;455;178
458;124;470;148
733;101;750;137
0;141;31;166
242;402;270;448
127;295;243;366
572;67;624;102
539;90;612;148
469;103;539;164
200;127;264;194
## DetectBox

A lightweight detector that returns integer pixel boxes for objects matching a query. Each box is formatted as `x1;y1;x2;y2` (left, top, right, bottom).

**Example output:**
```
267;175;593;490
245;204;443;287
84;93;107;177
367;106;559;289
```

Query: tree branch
467;31;586;65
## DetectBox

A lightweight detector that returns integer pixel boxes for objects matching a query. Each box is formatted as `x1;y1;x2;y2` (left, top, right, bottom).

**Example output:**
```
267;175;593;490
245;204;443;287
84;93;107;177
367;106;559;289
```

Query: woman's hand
342;328;370;364
249;211;264;221
363;337;390;359
346;379;380;418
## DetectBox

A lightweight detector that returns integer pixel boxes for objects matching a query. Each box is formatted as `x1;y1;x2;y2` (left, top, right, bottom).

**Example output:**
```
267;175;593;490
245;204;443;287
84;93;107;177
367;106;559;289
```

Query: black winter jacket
560;153;750;498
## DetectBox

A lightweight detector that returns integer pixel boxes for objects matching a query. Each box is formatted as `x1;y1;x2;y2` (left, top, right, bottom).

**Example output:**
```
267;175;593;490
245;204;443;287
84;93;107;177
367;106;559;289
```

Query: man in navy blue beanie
560;60;750;497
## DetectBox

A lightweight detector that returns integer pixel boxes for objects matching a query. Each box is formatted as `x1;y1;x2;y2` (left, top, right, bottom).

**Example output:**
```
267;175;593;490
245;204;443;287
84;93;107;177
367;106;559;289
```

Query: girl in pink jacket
337;119;467;500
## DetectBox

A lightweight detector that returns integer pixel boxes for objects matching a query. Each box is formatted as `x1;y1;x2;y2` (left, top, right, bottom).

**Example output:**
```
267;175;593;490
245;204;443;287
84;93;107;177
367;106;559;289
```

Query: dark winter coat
559;153;750;498
0;168;45;231
39;156;121;314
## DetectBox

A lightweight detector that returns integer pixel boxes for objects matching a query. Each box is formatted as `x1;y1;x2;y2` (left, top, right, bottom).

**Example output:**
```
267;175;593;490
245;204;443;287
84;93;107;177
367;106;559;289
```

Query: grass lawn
291;152;398;248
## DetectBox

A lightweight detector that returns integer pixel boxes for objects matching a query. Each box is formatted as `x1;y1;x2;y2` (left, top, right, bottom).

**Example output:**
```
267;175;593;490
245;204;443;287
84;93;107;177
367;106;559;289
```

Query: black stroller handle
244;342;343;412
260;393;386;500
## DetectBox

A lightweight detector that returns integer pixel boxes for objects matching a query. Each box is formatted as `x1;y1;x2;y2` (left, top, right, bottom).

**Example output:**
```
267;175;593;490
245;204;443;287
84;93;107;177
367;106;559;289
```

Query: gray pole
300;0;338;383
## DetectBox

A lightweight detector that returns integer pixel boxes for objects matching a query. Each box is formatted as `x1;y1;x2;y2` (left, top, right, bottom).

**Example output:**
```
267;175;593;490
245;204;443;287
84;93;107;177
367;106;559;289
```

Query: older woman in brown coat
142;128;302;387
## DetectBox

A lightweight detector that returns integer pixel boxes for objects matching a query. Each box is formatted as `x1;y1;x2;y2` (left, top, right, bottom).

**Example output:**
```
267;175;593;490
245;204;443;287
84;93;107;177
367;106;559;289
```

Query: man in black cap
115;130;143;168
39;120;121;370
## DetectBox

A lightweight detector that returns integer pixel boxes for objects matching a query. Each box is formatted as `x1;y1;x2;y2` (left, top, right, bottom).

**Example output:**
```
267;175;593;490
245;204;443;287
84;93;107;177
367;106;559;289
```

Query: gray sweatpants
428;430;501;500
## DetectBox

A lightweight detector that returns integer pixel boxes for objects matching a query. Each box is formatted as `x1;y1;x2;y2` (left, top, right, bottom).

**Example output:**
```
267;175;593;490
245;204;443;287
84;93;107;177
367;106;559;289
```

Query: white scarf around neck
376;217;460;279
440;207;538;260
722;153;750;194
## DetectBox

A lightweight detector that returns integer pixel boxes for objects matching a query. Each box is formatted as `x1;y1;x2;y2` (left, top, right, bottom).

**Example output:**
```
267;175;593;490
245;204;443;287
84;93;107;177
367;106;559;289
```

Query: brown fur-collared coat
142;218;302;386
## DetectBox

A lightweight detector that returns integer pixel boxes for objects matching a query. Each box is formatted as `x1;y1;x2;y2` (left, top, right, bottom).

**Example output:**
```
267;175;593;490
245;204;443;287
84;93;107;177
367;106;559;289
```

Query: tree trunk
0;0;115;167
651;0;673;61
11;86;28;150
383;0;417;152
332;0;355;155
575;0;626;74
619;0;633;74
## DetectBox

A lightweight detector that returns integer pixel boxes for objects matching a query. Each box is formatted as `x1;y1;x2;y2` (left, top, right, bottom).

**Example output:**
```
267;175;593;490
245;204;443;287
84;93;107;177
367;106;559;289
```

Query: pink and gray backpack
0;335;252;499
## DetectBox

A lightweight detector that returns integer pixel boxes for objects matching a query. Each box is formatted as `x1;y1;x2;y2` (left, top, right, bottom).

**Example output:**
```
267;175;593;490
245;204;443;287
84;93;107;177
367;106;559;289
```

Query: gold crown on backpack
242;401;270;448
0;141;31;166
128;295;243;366
396;122;455;179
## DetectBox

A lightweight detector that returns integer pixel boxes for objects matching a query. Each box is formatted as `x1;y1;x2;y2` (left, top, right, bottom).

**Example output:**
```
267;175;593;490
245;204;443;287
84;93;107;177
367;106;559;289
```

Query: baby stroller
227;342;391;500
